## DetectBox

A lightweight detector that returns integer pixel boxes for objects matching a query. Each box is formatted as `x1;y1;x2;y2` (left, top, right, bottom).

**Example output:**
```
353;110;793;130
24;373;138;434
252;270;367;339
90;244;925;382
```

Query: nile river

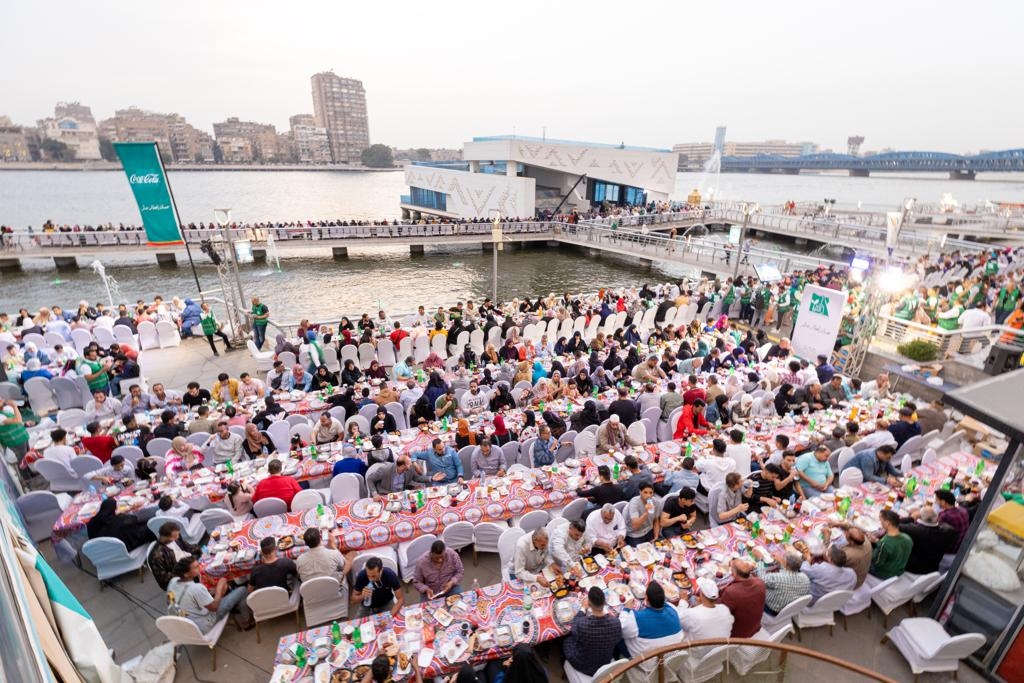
1;169;1021;320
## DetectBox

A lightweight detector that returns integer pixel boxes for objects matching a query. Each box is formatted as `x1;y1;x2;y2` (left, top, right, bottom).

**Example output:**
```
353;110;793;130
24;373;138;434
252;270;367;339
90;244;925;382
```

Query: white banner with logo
791;284;847;362
885;211;903;249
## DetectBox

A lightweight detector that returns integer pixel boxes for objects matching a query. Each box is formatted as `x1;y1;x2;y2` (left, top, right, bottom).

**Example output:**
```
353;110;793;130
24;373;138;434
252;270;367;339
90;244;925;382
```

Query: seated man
352;556;404;617
85;390;122;424
412;438;464;485
576;465;624;511
795;445;834;497
312;411;344;445
677;578;734;657
167;557;251;631
868;510;913;581
149;521;199;590
366;456;427;498
510;527;557;586
843;445;901;486
719;558;766;637
660;487;698;538
85;454;136;485
549;519;588;571
413;540;464;600
252;458;302;508
470;437;507;478
757;551;811;616
563;586;623;680
597;414;641;452
714;472;752;524
619;582;681;676
585;504;626;555
295;528;349;612
248;536;298;592
207;420;243;465
800;543;857;604
625;482;662;546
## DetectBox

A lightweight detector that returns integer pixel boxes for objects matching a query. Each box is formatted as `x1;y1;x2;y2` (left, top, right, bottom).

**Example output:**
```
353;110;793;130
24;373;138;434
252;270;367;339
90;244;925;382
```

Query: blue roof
471;135;671;153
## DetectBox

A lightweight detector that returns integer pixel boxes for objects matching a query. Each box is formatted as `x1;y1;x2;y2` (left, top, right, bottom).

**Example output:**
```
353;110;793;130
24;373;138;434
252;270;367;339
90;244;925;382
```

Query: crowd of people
1;244;1004;683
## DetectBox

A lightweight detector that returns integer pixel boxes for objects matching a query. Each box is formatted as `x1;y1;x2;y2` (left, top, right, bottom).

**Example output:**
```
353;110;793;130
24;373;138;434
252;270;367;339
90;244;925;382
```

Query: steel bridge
719;148;1024;178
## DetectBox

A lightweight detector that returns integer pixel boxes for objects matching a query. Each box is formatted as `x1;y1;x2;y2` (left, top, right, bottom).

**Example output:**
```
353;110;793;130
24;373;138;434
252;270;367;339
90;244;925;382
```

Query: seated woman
455;418;479;449
340;359;362;386
365;360;388;381
241;423;274;459
345;420;366;444
311;365;338;391
224;481;254;519
86;497;155;551
164;437;204;476
491;408;515;446
371;406;397;435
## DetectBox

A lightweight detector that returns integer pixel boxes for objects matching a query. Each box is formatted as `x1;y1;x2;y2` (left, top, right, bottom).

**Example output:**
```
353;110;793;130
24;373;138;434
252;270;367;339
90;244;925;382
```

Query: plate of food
331;670;353;683
354;665;371;681
681;533;700;549
582;556;600;574
404;609;423;631
394;651;412;675
440;636;468;663
494;625;514;648
277;535;295;551
433;608;454;627
553;599;576;625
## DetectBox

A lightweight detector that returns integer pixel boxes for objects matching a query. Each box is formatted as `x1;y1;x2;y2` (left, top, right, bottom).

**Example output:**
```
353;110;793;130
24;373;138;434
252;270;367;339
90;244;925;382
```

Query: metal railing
876;313;1024;359
594;637;897;683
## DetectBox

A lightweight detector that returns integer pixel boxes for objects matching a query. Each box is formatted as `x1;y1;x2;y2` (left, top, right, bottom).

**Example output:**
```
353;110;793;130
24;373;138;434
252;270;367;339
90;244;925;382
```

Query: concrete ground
43;531;988;683
139;336;257;391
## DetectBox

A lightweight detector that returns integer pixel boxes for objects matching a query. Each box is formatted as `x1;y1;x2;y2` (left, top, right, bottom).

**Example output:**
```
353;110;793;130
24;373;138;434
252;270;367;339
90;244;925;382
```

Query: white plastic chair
559;497;590;523
573;431;597;457
34;459;83;492
113;325;138;349
81;537;149;587
376;340;397;368
24;377;58;416
397;533;437;583
147;514;205;546
57;408;88;431
266;421;291;452
289;423;313;444
146;437;173;458
71;328;95;353
517;510;550;533
51;376;85;410
253;497;288;518
794;589;854;636
498;526;526;580
94;326;116;347
199;508;235;536
728;624;793;676
472;521;508;565
760;594;813;633
898;453;914;477
920;448;938;466
358;343;376;370
155;320;181;348
345;415;371;436
840;576;899;627
669;644;729;683
329;473;363;503
300;576;348;626
291;489;326;511
278;351;297;368
835;447;856;473
442;520;475;555
248;586;301;643
16;491;71;542
838;468;863;488
156;614;231;670
884;617;984;681
873;572;943;628
70;454;104;480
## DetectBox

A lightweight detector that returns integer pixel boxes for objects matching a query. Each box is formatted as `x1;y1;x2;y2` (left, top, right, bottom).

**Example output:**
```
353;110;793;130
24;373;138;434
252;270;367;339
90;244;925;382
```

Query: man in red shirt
252;459;302;509
681;375;705;406
389;322;409;347
719;558;766;637
81;421;117;463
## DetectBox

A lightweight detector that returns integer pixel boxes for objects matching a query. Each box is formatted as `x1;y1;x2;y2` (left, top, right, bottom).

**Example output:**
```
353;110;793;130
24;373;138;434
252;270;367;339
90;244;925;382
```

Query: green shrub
897;339;939;362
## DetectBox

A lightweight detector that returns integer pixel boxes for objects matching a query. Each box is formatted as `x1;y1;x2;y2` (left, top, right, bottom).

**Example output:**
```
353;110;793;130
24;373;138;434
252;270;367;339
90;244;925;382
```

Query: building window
409;187;447;211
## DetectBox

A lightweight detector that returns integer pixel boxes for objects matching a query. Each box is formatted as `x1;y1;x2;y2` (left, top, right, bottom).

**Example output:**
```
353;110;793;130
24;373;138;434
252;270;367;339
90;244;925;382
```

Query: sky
2;1;1019;154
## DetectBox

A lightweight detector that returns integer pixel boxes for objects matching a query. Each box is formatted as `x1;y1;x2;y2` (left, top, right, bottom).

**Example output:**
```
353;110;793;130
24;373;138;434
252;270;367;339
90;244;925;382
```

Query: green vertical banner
113;142;183;245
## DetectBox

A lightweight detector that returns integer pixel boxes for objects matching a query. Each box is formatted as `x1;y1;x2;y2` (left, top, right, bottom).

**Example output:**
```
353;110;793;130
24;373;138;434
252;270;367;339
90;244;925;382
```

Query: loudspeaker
983;343;1023;376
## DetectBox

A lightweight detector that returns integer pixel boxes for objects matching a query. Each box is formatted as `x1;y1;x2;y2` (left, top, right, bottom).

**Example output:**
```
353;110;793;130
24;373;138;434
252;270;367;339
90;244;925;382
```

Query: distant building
402;135;678;220
212;117;283;163
36;102;102;160
311;71;370;163
673;137;818;168
393;147;463;164
216;136;254;164
289;114;332;164
0;116;31;161
99;107;212;163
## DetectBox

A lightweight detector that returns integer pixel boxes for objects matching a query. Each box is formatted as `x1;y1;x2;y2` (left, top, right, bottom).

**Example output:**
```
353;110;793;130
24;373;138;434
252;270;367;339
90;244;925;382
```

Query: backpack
166;579;195;617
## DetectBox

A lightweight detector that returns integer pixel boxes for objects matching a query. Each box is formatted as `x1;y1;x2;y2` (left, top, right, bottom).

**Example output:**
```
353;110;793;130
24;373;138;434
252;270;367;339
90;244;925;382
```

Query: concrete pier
253;248;267;261
0;258;21;272
155;253;177;267
331;246;349;259
53;256;78;271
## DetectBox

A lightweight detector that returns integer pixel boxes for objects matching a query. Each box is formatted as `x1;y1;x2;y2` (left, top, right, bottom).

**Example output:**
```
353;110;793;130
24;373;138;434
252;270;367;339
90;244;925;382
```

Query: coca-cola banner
113;142;183;245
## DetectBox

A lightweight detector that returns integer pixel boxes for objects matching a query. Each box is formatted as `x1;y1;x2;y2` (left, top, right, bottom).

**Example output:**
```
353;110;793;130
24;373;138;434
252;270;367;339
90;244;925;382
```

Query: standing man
250;296;269;350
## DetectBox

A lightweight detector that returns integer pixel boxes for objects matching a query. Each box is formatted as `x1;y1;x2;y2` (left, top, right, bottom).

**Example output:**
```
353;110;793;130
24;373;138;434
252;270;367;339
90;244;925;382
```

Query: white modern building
401;135;679;220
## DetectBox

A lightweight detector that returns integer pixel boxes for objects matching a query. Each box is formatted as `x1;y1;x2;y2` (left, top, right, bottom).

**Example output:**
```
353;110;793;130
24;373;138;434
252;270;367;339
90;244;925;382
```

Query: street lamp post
211;208;249;343
733;202;760;280
490;212;503;302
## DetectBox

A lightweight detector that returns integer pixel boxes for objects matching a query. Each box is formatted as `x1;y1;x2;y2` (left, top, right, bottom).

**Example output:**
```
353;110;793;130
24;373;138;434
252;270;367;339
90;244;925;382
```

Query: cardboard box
957;416;991;443
973;440;1006;459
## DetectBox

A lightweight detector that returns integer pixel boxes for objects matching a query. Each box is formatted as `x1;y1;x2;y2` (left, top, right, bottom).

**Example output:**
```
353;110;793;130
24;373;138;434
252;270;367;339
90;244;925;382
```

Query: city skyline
1;1;1021;153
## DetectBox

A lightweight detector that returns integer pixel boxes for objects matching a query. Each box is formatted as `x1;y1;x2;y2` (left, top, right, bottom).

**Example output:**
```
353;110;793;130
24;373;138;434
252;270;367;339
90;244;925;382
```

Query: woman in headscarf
547;370;566;400
490;383;516;412
518;410;539;442
461;344;478;368
164;436;203;476
705;393;732;426
742;371;760;394
422;352;445;371
570;399;601;432
412;394;435;425
86;498;155;550
366;360;387;380
179;298;202;334
612;328;627;347
499;338;518;363
624;324;642;345
696;339;710;357
553;337;568;356
574;369;593;396
774;383;797;417
338;316;355;333
531;360;547;385
542;409;567;439
274;334;299;357
454;418;477;449
250;394;283;430
732;394;754;423
301;331;325;371
423;371;448;408
312;365;338;391
565;331;585;355
492;408;514;445
241;423;273;459
623;347;641;373
340;359;362;386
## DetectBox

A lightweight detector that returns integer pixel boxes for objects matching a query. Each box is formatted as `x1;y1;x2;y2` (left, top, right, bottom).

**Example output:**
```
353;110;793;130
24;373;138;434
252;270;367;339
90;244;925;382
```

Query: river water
1;169;1021;320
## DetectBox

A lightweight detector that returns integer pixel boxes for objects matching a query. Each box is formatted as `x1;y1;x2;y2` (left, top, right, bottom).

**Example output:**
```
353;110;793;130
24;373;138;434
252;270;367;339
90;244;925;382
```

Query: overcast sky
3;1;1018;154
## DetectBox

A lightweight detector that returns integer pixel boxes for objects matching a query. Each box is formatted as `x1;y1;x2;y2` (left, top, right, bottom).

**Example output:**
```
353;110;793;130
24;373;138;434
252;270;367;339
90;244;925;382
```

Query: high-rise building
0;116;32;161
310;71;370;163
99;107;212;163
673;137;818;167
288;114;332;164
212;117;283;162
36;102;102;160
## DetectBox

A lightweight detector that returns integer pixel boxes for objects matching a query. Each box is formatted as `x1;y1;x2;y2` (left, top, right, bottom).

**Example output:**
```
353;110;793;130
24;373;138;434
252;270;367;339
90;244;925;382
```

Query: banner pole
155;143;204;301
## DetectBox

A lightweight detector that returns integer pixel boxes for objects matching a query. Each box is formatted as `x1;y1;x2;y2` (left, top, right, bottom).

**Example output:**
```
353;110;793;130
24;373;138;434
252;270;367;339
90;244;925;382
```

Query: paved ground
43;528;987;683
139;336;256;391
